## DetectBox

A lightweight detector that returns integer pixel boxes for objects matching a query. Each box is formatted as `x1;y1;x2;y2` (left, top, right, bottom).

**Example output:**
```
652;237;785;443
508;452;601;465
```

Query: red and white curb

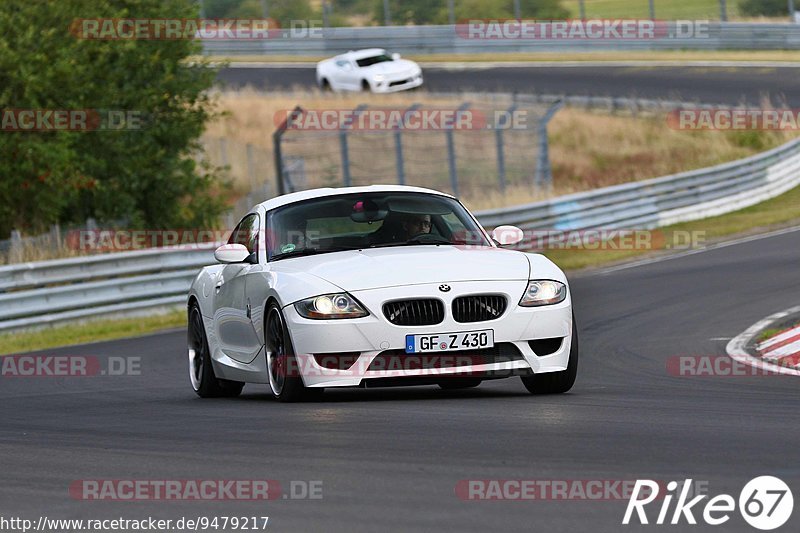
726;305;800;377
757;324;800;368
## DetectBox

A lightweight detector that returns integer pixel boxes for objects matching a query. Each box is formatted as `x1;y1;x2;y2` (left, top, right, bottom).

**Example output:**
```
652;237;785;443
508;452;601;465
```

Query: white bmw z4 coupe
316;48;423;93
187;185;578;402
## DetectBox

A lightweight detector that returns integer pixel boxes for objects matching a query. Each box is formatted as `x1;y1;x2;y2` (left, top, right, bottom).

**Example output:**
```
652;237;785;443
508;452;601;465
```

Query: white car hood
270;246;531;291
363;59;419;76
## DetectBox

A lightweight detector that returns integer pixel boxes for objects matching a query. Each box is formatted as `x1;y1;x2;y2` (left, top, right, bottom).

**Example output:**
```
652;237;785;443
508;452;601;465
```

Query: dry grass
204;88;796;212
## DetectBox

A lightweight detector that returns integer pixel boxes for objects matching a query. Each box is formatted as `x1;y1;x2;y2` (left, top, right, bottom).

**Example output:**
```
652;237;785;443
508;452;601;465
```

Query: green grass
561;0;735;19
0;309;186;356
543;184;800;270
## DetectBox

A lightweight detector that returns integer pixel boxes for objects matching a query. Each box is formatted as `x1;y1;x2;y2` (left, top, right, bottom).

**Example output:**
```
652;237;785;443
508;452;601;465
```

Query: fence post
50;224;61;253
790;0;797;22
395;103;421;185
648;0;655;19
535;100;564;192
9;230;22;264
578;0;586;19
495;102;517;194
340;104;368;187
273;105;303;196
445;102;471;197
719;0;728;21
383;0;391;26
246;143;257;191
219;138;228;168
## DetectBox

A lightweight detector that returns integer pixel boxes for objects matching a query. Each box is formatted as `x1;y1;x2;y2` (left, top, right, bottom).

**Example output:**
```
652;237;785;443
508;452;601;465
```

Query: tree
0;0;226;236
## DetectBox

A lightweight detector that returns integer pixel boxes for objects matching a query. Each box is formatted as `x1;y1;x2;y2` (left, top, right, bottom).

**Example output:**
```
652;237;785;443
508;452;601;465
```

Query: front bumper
282;280;573;387
371;74;424;93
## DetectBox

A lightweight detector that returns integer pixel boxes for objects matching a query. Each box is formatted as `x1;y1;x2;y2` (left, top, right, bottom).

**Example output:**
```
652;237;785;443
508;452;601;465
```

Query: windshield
267;192;491;261
355;54;393;68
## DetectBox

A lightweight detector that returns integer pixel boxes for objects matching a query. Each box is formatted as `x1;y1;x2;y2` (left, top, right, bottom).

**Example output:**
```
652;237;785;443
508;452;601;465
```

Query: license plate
405;330;494;354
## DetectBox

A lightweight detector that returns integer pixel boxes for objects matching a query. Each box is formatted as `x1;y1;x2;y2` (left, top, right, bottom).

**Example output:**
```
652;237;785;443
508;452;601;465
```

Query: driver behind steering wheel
399;213;432;240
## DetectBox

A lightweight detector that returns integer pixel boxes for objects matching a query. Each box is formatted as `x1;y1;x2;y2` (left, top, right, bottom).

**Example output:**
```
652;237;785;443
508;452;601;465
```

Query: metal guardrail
2;130;799;332
202;23;800;56
0;244;218;332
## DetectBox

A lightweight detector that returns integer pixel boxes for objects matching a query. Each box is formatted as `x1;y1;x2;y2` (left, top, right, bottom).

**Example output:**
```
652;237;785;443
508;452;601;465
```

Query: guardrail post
719;0;728;21
534;100;563;192
648;0;655;19
272;105;303;196
790;0;797;21
395;103;421;185
340;104;368;188
579;0;586;19
495;101;517;194
445;102;471;197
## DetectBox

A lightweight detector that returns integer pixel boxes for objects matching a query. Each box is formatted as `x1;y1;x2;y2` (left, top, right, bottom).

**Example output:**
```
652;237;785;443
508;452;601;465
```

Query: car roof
342;48;386;60
254;185;454;213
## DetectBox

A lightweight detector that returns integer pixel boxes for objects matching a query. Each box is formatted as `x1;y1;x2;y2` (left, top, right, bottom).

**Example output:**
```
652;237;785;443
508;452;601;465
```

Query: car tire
361;79;371;92
265;303;324;403
520;315;579;395
438;378;482;390
188;303;245;398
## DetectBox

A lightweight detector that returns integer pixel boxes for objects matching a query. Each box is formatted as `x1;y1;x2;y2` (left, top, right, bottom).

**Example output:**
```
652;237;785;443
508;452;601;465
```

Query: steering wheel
407;233;450;244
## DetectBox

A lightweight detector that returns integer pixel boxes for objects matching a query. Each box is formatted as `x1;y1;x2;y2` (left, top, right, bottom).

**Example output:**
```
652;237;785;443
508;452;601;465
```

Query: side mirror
214;243;252;264
491;225;524;246
391;53;401;60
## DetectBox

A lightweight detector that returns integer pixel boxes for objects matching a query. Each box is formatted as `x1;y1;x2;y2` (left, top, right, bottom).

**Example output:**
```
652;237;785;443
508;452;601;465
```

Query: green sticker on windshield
280;243;296;254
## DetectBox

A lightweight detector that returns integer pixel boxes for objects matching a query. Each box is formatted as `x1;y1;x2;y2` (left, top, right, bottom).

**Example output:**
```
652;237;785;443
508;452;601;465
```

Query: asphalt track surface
216;65;800;106
2;227;800;532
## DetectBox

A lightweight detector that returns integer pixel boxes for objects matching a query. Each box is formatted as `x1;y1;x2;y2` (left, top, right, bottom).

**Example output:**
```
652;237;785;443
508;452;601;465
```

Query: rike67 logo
623;477;793;530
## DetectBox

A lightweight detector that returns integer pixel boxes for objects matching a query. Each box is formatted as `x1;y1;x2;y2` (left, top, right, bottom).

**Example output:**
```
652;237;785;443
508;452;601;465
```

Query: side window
230;214;260;256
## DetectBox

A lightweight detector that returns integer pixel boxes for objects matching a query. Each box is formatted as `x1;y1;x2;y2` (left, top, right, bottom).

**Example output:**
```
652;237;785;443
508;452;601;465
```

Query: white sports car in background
187;185;578;402
316;48;423;93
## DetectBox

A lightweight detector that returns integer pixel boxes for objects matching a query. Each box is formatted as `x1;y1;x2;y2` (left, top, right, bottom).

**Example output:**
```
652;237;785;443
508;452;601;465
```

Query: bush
0;0;226;236
738;0;792;17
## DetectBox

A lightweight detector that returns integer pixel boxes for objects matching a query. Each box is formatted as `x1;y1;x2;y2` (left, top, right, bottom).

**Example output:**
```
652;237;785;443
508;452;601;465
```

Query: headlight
373;74;385;82
519;280;567;307
294;293;369;319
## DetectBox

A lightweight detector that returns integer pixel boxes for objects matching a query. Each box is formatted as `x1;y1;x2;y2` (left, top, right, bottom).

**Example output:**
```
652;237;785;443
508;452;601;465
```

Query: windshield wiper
271;246;357;261
369;239;451;249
